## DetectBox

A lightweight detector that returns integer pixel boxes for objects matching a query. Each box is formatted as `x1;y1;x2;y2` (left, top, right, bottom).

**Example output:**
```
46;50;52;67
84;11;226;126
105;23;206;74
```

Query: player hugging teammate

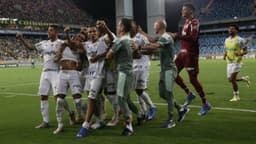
17;4;216;137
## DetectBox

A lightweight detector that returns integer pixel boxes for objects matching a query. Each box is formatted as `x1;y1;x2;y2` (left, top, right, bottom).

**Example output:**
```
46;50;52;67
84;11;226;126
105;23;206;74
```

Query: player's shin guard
119;96;131;121
127;96;138;114
107;94;120;121
56;98;65;129
40;100;49;123
166;92;174;120
74;98;86;118
63;99;72;114
138;95;147;115
140;92;155;108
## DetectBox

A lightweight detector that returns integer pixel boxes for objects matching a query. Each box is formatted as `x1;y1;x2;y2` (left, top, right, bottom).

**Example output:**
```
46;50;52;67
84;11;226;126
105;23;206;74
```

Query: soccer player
223;24;250;101
130;21;156;121
133;19;188;128
76;22;114;138
16;25;75;129
53;29;86;134
169;3;211;116
95;20;120;127
106;18;134;136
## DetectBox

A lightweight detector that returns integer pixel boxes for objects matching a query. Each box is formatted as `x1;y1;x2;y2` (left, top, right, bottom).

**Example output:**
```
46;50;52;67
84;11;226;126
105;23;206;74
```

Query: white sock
40;100;49;123
63;99;72;114
138;95;147;115
107;94;120;120
56;98;64;128
233;91;239;97
141;92;155;108
74;98;83;117
126;122;133;132
82;121;90;129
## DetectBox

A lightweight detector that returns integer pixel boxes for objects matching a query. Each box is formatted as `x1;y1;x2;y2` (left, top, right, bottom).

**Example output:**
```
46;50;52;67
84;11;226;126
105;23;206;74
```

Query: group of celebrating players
15;3;250;138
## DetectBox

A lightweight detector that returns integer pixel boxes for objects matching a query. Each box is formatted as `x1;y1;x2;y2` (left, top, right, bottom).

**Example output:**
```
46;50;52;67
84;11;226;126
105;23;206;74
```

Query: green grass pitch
0;59;255;144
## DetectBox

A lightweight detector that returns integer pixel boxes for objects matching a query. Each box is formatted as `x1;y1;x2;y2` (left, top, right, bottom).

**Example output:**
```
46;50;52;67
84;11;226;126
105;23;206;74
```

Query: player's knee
104;90;116;96
73;94;82;99
56;94;65;99
135;89;143;96
41;95;48;100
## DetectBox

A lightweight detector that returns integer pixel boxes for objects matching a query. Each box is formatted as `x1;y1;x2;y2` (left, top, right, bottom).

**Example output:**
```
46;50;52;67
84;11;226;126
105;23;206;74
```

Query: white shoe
229;97;238;102
35;122;50;129
106;119;119;126
91;121;105;129
53;126;63;134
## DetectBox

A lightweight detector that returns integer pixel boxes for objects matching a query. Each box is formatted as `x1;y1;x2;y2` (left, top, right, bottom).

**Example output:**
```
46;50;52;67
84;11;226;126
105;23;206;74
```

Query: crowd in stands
0;0;89;25
0;36;41;61
190;0;255;22
199;32;256;56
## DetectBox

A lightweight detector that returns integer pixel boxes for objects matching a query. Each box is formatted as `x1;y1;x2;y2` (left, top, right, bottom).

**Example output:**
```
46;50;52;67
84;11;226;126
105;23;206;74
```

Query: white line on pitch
0;82;37;88
1;92;256;113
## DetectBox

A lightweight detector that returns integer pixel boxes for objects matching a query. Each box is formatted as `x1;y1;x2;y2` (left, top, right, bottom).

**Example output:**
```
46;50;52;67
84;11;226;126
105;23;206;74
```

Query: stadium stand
0;0;89;25
175;0;256;57
0;36;41;61
191;0;255;21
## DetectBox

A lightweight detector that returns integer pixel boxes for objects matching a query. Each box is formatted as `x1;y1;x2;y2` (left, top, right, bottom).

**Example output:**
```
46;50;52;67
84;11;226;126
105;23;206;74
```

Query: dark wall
165;0;184;32
133;0;147;32
73;0;182;33
73;0;116;31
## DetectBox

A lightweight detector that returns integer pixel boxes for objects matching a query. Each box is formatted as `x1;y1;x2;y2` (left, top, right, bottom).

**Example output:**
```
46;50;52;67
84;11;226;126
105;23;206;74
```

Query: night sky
73;0;183;32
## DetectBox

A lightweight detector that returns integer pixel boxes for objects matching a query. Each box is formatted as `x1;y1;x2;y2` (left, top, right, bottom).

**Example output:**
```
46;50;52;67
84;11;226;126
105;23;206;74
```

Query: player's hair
49;24;60;32
130;20;138;38
120;18;132;33
229;23;239;31
183;3;195;12
158;19;167;29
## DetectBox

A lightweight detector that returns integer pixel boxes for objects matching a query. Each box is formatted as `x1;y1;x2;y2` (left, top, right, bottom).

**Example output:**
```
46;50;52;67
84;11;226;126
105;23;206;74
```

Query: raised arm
98;20;114;45
137;26;155;42
64;27;72;44
16;32;36;50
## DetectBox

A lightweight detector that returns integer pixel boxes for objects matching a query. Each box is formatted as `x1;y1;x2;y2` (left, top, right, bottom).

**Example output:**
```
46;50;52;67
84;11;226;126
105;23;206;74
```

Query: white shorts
104;69;117;92
56;70;82;95
84;76;93;92
88;77;104;100
227;63;242;78
133;70;149;90
38;70;59;96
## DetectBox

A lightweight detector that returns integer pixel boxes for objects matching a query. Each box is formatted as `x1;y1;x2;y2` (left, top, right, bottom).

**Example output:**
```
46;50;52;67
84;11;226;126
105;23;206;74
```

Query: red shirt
175;18;200;55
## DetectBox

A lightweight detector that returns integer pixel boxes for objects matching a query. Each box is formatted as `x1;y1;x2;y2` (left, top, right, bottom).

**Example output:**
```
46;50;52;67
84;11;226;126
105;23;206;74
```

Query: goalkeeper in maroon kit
170;3;211;116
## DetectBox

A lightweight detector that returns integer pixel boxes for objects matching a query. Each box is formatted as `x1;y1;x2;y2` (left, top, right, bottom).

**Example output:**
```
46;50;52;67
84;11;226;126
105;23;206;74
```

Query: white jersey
132;33;150;71
60;46;80;63
35;39;63;71
84;37;108;78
